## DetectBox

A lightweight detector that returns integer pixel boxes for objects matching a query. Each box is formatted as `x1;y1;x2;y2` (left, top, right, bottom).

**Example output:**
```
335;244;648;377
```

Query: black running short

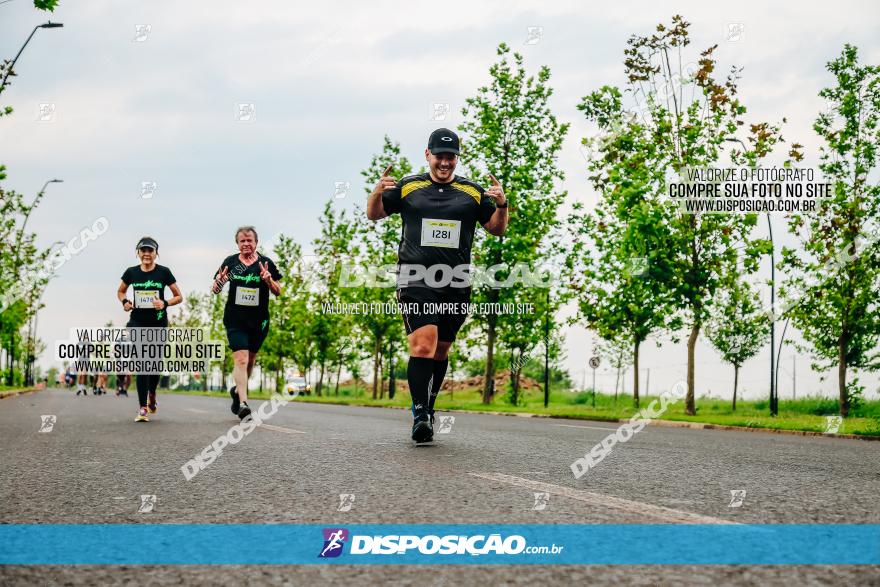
225;323;269;353
396;287;471;342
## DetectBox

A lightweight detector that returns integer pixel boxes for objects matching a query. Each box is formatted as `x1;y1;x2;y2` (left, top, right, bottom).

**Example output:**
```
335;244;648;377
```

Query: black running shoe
230;386;239;415
411;415;432;443
237;402;251;420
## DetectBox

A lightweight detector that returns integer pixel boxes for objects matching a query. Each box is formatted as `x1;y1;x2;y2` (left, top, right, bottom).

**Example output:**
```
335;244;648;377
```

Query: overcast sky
3;0;879;399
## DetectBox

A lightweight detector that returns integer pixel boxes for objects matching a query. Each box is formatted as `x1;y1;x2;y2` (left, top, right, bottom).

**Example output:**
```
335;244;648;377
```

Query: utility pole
769;215;777;415
645;368;650;397
792;355;796;400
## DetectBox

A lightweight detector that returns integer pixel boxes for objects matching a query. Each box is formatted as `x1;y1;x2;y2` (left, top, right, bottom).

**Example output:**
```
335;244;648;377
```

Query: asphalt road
1;388;877;585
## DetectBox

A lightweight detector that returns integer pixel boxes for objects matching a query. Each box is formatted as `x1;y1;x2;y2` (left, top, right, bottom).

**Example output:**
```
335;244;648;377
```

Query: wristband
162;299;169;309
121;298;130;307
497;201;508;209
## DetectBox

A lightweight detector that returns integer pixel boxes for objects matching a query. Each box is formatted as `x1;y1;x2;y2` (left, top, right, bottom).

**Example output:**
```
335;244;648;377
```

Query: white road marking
470;472;737;525
257;423;306;435
186;408;210;414
554;424;620;431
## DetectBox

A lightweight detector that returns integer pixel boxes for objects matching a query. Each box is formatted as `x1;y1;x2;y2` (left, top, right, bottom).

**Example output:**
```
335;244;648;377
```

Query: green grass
162;384;880;437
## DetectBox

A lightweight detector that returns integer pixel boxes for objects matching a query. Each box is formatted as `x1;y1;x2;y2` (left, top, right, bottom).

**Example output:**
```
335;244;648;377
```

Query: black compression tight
136;374;160;407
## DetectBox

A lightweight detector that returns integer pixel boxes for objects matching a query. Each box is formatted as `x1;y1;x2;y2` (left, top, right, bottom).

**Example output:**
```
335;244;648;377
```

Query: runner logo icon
319;528;349;558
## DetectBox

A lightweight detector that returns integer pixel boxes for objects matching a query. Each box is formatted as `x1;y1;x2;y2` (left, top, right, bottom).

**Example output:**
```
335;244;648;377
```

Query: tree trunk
633;338;640;408
838;331;849;417
7;334;15;386
732;364;739;411
483;301;498;404
317;360;325;396
372;336;380;400
614;363;620;403
685;321;700;415
511;349;521;405
334;360;342;396
378;351;385;399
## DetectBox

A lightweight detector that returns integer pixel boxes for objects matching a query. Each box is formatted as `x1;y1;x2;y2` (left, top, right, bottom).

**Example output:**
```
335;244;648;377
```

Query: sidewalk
0;384;44;400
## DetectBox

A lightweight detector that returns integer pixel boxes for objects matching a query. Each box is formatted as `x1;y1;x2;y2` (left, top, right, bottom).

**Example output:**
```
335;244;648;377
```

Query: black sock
407;356;434;417
428;359;448;414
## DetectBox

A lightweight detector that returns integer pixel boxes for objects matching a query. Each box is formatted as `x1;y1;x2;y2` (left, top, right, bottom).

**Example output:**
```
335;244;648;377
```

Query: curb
292;398;879;441
641;417;878;441
0;387;41;400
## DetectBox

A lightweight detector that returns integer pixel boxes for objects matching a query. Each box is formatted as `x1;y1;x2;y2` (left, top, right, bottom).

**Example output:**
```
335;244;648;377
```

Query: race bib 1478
134;290;159;309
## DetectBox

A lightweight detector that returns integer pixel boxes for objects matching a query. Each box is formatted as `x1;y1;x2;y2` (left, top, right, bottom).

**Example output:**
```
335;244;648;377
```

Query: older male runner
212;226;282;420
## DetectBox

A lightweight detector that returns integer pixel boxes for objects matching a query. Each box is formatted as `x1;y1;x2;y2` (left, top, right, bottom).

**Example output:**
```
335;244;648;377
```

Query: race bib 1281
420;218;461;249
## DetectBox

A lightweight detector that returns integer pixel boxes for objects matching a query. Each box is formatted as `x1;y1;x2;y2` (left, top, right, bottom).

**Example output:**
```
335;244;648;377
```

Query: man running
211;226;282;420
118;237;182;422
366;128;508;443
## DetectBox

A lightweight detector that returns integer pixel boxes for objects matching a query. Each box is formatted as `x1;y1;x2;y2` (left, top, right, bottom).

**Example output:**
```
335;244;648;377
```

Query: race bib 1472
235;286;259;306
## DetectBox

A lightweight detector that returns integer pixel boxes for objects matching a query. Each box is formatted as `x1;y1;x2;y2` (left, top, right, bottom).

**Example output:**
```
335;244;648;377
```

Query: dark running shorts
396;287;471;343
226;323;269;353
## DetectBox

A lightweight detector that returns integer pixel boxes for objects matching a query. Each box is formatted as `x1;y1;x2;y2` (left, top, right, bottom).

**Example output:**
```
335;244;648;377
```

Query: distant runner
117;237;182;422
366;128;508;443
211;226;282;420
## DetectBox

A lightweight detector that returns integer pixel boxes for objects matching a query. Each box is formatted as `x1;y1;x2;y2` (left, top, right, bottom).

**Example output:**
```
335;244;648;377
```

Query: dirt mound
439;369;542;393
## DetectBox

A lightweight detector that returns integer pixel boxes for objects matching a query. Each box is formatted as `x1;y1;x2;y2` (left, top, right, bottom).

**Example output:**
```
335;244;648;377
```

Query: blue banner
1;524;877;565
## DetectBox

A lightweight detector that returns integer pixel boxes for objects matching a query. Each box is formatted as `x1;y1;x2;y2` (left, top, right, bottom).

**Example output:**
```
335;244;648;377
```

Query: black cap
136;237;158;251
427;128;460;155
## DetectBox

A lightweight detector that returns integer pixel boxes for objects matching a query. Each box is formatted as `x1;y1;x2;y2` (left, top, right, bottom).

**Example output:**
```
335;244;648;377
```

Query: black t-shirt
121;264;176;326
382;172;496;291
215;254;281;329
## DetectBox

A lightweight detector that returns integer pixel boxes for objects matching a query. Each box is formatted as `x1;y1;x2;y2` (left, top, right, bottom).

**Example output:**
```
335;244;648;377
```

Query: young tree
263;234;311;393
613;16;796;414
572;90;681;407
781;44;880;417
355;137;414;399
310;202;358;395
171;291;212;391
459;43;569;404
705;280;770;410
596;335;633;402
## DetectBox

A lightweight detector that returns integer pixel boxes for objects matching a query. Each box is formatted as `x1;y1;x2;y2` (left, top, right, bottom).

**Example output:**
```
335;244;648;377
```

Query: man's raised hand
372;164;397;197
485;173;506;206
212;266;229;293
259;261;272;283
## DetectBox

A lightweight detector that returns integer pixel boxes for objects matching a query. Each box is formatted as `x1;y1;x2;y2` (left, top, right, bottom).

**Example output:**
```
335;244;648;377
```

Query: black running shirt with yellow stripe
382;173;496;290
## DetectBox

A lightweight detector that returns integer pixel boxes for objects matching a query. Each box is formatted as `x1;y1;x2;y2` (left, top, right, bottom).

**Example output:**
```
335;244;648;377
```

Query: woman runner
117;237;182;422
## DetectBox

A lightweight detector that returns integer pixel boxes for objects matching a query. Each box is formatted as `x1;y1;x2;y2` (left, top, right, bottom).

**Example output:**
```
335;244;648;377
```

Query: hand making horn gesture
213;266;229;293
484;174;507;207
259;261;273;283
372;165;397;198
